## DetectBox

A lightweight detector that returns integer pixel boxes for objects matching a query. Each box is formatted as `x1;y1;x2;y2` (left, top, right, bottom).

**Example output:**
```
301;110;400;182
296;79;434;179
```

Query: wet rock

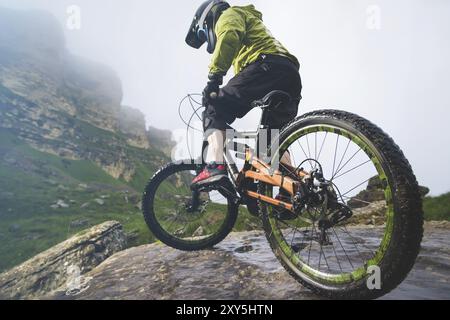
234;245;254;253
48;243;319;300
44;227;450;300
0;221;126;300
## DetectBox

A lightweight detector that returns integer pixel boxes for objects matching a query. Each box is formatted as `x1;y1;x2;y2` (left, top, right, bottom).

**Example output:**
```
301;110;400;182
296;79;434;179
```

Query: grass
0;127;265;273
0;128;155;271
0;208;155;272
423;192;450;221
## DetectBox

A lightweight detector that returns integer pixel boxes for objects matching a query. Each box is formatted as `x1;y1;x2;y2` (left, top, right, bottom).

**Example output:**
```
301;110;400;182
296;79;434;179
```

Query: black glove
203;73;223;104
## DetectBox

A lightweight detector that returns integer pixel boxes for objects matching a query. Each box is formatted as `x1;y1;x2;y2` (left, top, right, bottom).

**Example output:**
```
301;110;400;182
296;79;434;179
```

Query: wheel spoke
330;233;344;272
333;159;372;180
331;148;363;181
316;132;328;163
314;132;318;168
342;178;371;197
333;139;351;178
306;134;312;160
297;140;314;169
332;135;340;178
331;227;354;269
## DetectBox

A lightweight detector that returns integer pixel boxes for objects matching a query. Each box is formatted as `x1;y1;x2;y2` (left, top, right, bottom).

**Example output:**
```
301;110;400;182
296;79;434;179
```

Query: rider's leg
281;150;293;167
191;107;230;187
205;129;225;164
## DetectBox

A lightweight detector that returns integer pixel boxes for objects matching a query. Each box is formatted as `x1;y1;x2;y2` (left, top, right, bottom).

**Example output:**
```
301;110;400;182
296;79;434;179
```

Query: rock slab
49;226;450;300
0;221;126;299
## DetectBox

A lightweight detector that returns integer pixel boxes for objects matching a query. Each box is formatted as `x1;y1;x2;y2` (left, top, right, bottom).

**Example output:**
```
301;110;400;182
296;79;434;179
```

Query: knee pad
202;110;213;132
202;106;227;131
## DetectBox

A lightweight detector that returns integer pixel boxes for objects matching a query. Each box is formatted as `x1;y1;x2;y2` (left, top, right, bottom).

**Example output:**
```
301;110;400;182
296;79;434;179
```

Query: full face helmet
185;0;230;54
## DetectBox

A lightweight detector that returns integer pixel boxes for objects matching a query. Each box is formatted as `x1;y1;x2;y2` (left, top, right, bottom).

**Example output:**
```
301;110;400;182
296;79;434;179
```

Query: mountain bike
142;91;423;299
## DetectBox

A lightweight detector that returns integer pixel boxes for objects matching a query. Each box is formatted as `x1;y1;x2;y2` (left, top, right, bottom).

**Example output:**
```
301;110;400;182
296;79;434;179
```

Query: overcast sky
1;0;449;195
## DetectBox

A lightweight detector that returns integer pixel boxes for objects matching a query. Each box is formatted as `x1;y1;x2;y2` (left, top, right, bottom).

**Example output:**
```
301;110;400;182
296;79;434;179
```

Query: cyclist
186;0;302;188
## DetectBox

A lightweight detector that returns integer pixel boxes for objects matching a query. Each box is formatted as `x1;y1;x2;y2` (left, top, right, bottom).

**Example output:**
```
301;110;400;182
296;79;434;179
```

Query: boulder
346;201;387;226
348;176;430;208
0;221;126;300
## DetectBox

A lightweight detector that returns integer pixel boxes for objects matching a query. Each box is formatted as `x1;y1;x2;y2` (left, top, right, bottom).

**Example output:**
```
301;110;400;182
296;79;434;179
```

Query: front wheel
142;161;239;251
260;110;423;299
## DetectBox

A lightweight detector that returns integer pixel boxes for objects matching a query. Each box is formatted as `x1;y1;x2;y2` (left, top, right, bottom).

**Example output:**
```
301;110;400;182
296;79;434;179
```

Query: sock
205;130;225;164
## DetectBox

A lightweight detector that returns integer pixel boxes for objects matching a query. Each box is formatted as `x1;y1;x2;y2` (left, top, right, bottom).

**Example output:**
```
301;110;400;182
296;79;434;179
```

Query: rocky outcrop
0;221;126;300
49;232;319;300
119;106;150;149
147;126;176;156
45;227;450;300
348;176;430;209
347;200;387;226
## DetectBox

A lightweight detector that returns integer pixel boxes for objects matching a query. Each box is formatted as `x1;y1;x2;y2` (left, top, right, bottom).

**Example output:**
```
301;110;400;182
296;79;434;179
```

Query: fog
1;0;449;195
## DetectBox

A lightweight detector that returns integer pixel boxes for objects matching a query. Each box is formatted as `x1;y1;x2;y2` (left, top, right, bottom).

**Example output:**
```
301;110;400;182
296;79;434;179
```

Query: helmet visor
185;0;216;49
186;17;206;49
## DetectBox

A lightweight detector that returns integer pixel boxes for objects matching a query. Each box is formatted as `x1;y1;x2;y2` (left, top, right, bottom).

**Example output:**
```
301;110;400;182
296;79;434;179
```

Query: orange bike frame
237;149;309;212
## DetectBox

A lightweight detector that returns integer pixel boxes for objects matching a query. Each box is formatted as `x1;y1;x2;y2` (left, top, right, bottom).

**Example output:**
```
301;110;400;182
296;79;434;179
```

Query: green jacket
209;5;299;76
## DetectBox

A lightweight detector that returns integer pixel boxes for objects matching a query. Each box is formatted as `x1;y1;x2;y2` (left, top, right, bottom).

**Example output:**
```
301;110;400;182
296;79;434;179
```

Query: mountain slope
0;7;173;272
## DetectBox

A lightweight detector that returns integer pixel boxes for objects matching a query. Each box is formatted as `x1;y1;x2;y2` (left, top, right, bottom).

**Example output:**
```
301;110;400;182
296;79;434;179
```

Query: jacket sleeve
209;9;246;75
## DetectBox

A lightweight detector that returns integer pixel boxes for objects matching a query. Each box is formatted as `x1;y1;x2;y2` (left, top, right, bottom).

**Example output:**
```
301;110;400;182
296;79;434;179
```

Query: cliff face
0;7;122;131
0;7;171;179
0;7;174;273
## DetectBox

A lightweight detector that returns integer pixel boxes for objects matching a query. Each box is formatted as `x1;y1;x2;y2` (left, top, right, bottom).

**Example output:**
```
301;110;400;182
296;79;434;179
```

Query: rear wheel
259;110;423;299
142;161;238;251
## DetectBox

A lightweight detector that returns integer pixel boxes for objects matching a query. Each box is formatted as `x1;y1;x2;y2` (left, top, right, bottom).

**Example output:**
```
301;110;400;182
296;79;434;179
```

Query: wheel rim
265;123;394;286
150;166;232;244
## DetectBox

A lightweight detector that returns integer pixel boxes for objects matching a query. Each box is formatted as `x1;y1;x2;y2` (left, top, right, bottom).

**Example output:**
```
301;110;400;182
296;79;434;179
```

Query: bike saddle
251;90;292;110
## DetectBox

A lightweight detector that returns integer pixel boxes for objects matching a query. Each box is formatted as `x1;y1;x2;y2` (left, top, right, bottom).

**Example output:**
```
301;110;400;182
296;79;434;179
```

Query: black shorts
204;54;302;131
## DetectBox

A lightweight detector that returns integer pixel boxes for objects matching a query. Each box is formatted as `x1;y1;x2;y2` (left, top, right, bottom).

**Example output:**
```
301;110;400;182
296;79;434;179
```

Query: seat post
259;108;270;129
